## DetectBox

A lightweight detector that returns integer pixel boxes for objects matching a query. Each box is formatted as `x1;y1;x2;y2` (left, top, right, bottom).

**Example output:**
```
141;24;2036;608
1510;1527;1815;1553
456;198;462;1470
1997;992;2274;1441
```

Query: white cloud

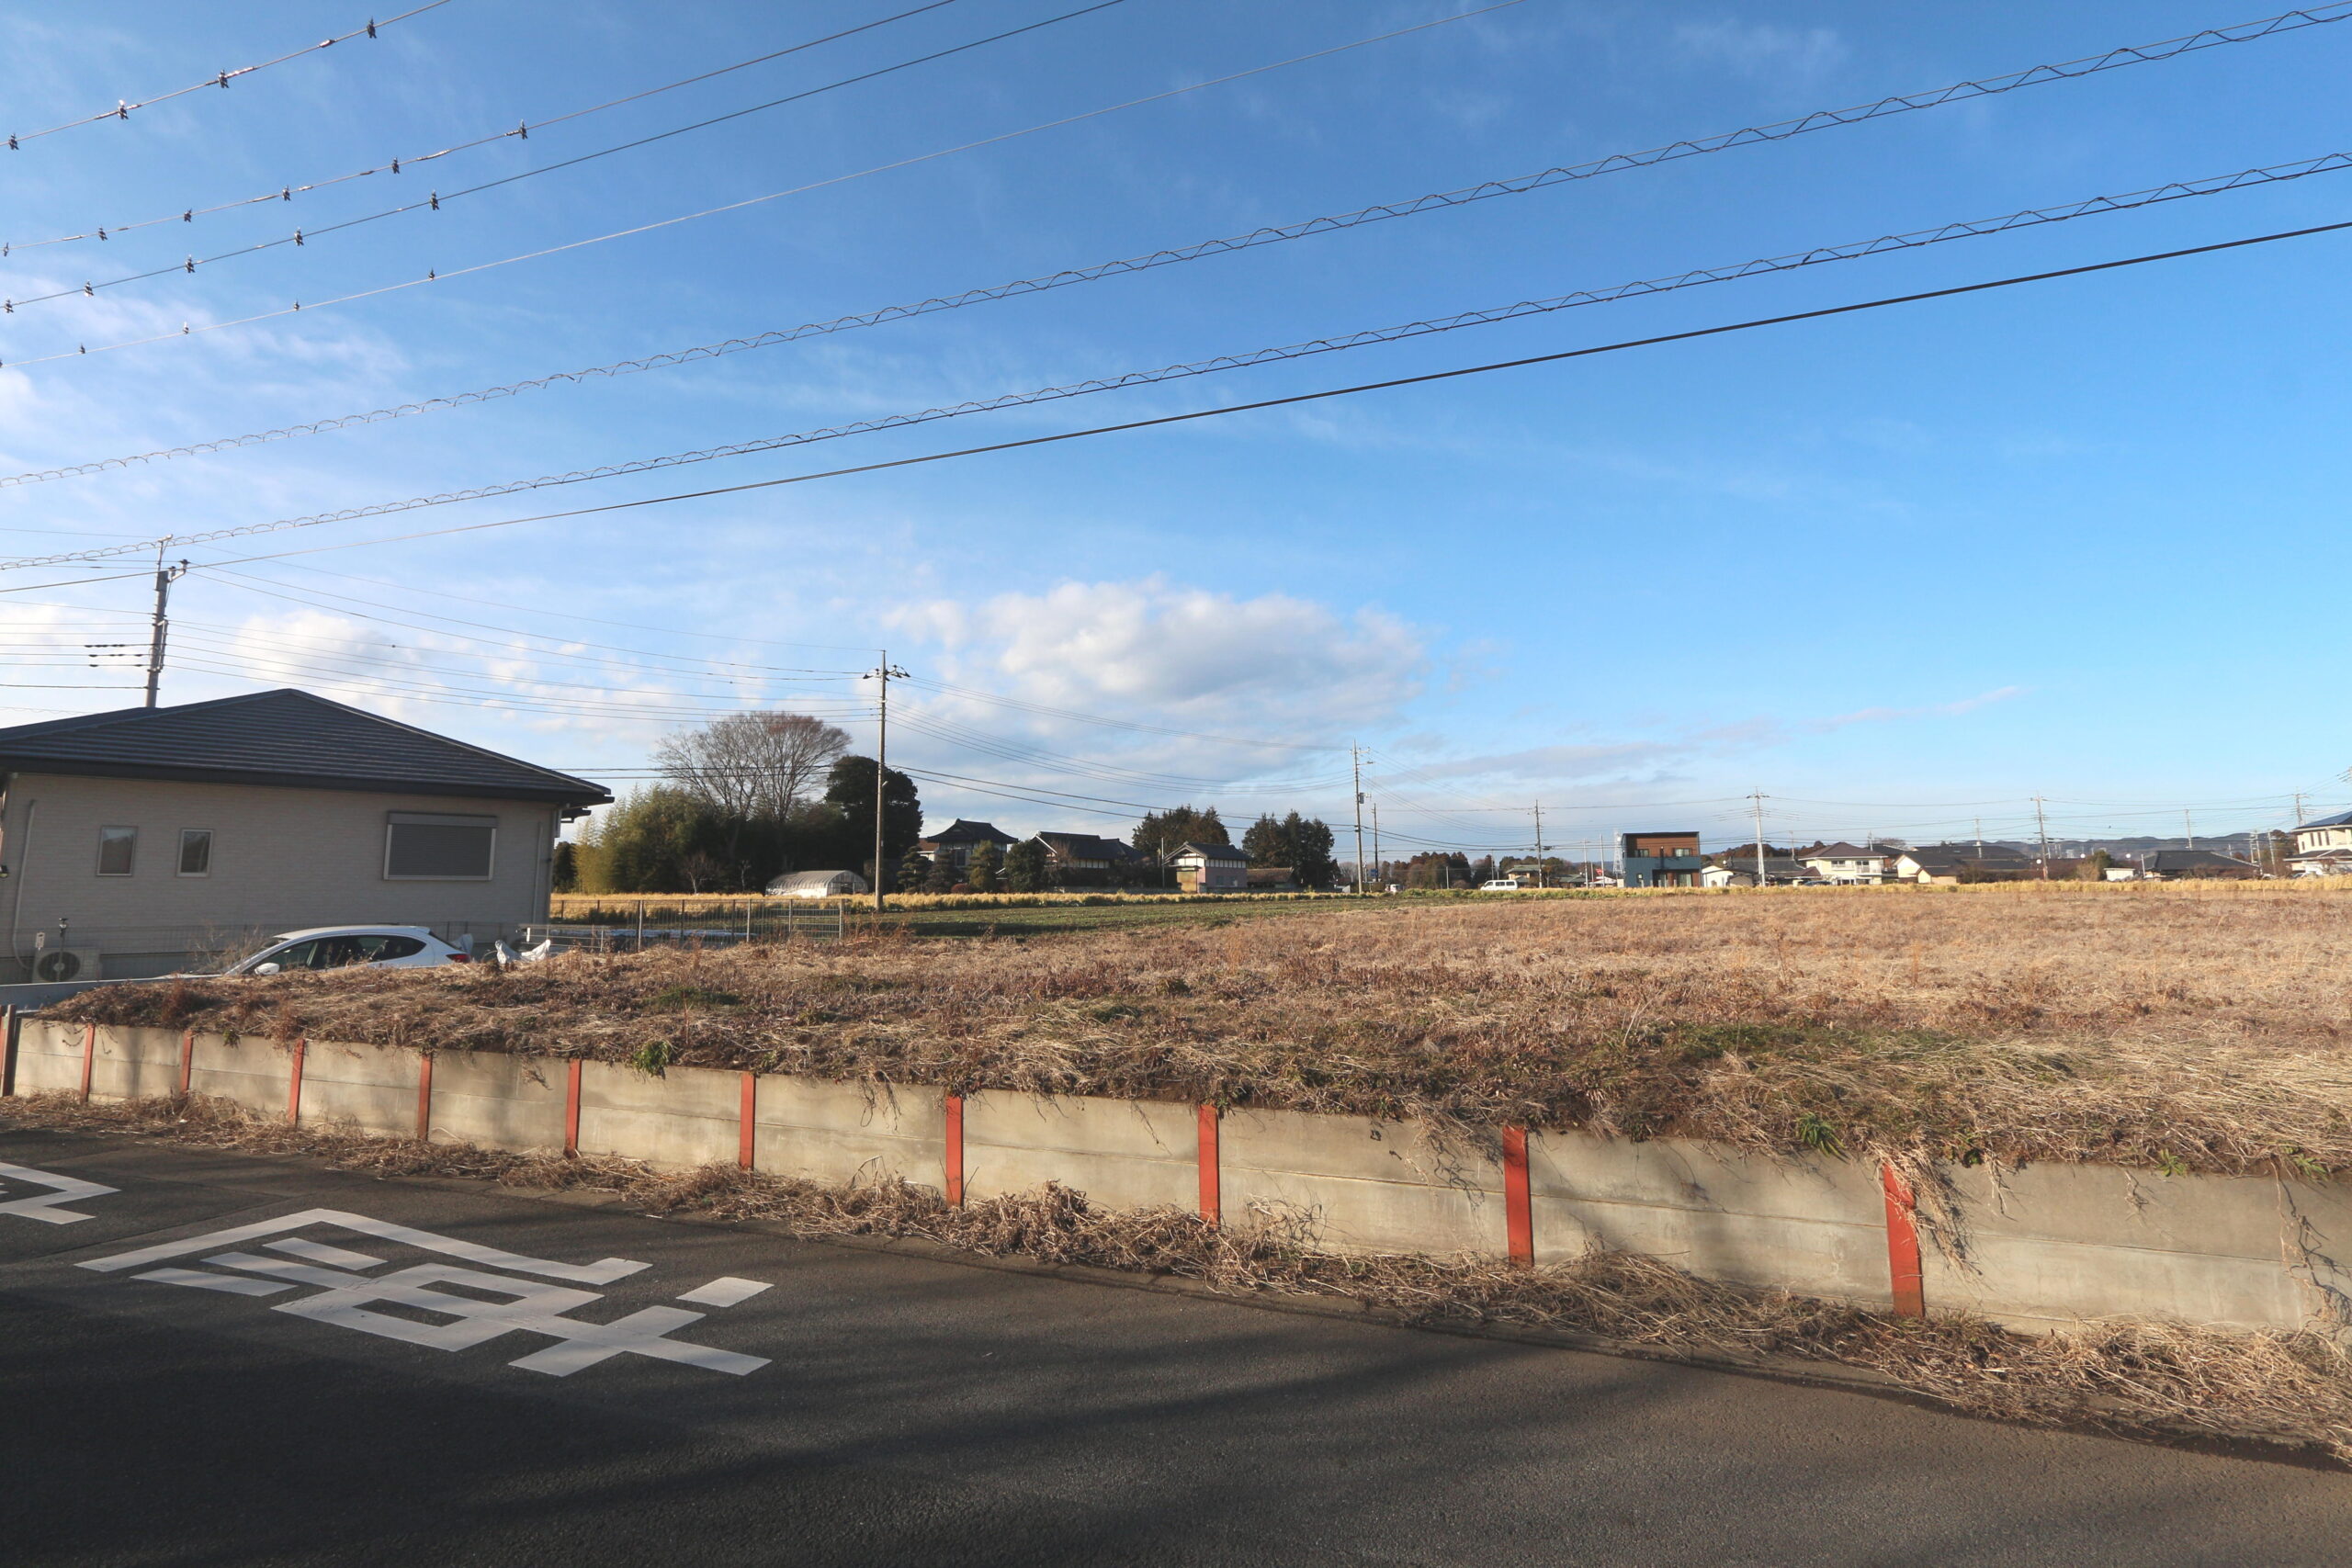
896;576;1426;740
1672;19;1849;85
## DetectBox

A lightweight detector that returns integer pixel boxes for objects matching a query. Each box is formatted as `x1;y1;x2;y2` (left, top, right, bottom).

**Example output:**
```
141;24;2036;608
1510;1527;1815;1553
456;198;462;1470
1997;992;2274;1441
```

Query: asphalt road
5;1126;2350;1567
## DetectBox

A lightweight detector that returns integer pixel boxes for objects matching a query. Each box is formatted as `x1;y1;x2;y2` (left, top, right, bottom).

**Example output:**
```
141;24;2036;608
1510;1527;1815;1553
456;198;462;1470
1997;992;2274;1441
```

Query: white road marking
0;1162;119;1224
677;1277;772;1308
134;1267;291;1297
79;1208;647;1284
82;1210;770;1379
266;1236;385;1269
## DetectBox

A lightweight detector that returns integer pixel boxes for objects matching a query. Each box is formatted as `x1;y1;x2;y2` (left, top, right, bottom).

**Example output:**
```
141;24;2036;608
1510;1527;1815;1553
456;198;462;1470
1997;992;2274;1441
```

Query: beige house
2290;810;2352;876
0;690;607;980
1171;840;1250;892
1800;842;1894;885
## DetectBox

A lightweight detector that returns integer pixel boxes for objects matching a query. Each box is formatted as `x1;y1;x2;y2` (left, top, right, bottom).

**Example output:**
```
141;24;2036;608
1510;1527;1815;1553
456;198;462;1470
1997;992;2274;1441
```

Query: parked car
1478;879;1526;891
222;926;471;976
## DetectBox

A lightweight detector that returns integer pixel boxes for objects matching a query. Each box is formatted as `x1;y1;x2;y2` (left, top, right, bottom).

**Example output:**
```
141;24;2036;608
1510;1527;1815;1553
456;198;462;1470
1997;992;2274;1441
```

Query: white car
1478;879;1527;891
223;926;472;976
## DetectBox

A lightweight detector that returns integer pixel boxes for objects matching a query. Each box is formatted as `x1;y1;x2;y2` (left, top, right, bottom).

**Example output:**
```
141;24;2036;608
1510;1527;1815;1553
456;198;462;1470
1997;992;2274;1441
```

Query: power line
0;0;1516;323
0;0;967;254
12;211;2348;574
4;3;457;151
0;0;2295;372
0;0;1138;313
19;150;2349;499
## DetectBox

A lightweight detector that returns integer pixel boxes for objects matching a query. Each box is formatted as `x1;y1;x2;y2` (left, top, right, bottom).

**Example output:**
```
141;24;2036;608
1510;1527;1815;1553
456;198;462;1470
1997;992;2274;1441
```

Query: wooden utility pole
143;542;189;708
867;653;907;912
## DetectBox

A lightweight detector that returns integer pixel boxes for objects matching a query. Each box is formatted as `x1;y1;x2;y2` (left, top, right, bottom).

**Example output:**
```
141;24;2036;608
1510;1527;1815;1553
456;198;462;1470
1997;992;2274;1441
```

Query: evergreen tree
1133;804;1229;862
967;838;1003;894
1004;839;1050;894
551;840;579;893
823;756;922;887
897;844;933;895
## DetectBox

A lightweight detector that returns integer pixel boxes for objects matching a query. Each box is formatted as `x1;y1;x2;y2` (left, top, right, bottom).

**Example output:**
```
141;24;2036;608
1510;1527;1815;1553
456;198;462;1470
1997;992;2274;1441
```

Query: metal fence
521;899;847;955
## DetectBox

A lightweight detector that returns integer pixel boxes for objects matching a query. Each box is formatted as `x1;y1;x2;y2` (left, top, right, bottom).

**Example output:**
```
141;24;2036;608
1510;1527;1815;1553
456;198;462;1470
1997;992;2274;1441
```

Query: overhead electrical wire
0;0;2298;370
0;0;1517;320
0;0;1138;310
8;144;2346;498
3;3;457;151
15;205;2351;574
0;0;967;254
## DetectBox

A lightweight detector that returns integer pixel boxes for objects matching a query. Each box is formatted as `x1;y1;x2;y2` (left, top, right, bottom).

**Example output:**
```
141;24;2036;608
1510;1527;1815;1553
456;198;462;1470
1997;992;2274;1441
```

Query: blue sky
1;0;2347;854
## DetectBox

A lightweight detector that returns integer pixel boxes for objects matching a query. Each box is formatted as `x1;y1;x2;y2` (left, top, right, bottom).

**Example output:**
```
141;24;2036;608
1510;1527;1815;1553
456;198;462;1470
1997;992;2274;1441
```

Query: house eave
0;758;611;807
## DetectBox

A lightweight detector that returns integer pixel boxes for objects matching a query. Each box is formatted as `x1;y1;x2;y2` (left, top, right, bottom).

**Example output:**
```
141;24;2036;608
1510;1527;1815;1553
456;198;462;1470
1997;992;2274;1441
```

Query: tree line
560;712;1347;895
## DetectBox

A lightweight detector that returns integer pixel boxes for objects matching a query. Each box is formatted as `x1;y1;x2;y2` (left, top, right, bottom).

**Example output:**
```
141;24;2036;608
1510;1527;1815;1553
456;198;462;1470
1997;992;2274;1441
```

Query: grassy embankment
64;878;2352;1178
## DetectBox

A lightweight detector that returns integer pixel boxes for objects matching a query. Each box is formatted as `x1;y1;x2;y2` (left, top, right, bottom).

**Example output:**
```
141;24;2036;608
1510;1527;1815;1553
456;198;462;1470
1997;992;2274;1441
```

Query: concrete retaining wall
1528;1129;1894;1306
753;1076;944;1189
1222;1107;1505;1256
9;1021;2352;1343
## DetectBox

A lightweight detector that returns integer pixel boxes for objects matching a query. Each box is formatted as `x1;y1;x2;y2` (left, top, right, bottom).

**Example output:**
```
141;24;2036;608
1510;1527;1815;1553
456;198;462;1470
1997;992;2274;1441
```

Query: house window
96;826;136;876
178;829;212;876
384;812;497;880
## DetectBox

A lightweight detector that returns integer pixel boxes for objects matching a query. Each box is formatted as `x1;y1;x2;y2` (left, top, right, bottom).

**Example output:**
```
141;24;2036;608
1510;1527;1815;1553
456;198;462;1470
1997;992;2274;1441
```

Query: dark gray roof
1177;840;1249;862
1035;830;1136;862
2299;809;2352;830
0;689;609;807
2142;849;2257;872
920;818;1018;847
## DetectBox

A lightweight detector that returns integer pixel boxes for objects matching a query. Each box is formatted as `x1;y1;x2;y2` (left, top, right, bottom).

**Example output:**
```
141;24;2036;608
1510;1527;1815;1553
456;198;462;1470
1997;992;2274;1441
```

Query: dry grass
8;1086;2350;1464
551;890;1338;919
57;881;2352;1175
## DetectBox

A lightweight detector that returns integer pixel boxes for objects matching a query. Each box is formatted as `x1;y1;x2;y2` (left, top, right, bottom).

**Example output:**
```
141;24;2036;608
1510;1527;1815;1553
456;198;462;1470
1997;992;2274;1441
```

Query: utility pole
143;542;189;708
1351;744;1367;895
1749;790;1767;887
865;652;908;913
2184;809;2195;851
1371;801;1382;892
2033;795;2051;879
1531;801;1545;889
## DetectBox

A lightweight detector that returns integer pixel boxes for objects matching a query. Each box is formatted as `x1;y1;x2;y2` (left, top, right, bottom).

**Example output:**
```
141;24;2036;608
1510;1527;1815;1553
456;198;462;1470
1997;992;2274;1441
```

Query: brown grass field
63;880;2352;1177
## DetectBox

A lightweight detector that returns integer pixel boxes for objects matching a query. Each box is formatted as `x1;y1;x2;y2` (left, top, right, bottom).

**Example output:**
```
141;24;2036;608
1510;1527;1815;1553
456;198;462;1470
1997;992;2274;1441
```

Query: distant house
1172;840;1250;892
915;818;1018;873
1701;857;1814;888
0;689;608;981
1622;831;1703;888
765;869;868;898
2290;809;2352;876
1801;842;1895;885
2137;849;2260;881
1033;831;1138;886
1246;866;1299;891
1890;844;2035;885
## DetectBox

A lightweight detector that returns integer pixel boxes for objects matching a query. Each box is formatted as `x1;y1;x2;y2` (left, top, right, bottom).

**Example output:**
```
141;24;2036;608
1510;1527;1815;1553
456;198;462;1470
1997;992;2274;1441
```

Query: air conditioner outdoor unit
32;947;102;983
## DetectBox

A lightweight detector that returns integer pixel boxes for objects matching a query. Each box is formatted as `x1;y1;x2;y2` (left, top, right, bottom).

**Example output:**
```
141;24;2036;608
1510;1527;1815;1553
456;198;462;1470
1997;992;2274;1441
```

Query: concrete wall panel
298;1039;418;1138
428;1050;566;1153
1528;1130;1891;1303
12;1018;87;1095
1927;1161;2312;1334
1222;1107;1504;1256
90;1025;186;1102
964;1091;1197;1213
752;1076;944;1190
577;1061;735;1169
188;1033;295;1118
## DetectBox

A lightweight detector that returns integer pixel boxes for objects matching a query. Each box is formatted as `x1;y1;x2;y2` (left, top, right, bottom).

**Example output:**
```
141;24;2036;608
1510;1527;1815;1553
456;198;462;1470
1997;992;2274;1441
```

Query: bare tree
655;713;850;820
